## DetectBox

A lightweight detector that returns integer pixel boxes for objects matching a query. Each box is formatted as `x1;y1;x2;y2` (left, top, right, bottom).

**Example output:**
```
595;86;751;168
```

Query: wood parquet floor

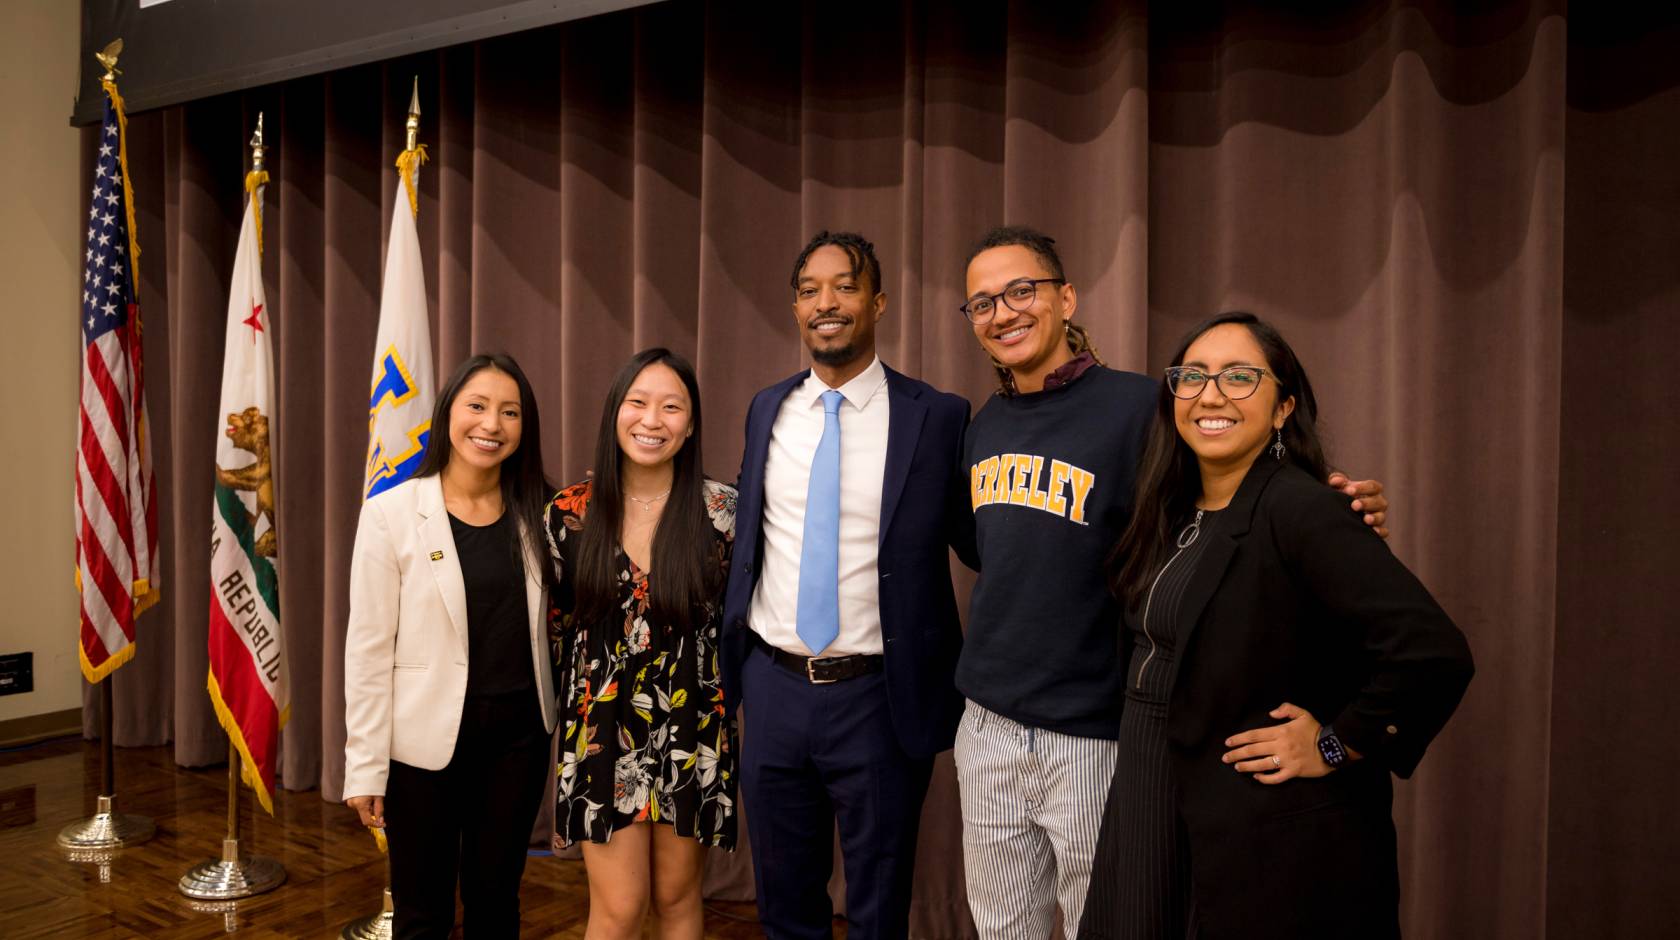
0;738;803;938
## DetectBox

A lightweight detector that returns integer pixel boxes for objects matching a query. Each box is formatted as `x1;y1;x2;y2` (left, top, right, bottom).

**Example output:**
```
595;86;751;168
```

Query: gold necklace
625;490;670;512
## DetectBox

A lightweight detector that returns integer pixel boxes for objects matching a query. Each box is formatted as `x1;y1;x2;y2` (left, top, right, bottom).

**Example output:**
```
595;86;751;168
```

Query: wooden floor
0;737;800;938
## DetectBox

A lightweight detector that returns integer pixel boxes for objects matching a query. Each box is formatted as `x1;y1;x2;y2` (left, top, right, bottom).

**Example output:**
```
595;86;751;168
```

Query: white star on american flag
105;281;121;296
83;290;91;303
94;254;105;268
104;192;119;206
114;244;124;255
87;226;96;240
99;143;113;157
96;164;107;178
110;261;123;276
89;206;99;220
91;274;102;288
85;248;94;262
97;232;111;247
101;301;116;316
86;315;94;330
105;124;116;136
99;212;115;227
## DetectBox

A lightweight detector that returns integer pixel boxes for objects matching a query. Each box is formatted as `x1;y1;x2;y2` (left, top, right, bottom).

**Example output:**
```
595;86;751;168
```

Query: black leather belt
754;634;883;684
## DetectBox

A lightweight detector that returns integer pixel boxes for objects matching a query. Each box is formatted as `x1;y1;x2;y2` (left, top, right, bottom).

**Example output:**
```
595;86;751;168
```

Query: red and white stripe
76;308;157;680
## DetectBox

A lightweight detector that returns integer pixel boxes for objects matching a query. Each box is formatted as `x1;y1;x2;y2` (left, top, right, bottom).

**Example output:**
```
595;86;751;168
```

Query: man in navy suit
721;231;974;940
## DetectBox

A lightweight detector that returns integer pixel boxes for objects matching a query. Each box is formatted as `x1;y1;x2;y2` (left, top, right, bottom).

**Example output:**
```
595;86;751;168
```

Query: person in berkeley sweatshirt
950;225;1392;940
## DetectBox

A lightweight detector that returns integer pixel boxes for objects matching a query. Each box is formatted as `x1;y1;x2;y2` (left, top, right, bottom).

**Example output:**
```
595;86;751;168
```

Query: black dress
1080;508;1224;940
545;479;739;848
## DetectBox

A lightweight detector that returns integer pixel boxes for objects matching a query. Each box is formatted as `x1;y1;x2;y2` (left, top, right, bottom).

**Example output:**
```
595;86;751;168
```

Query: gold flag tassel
395;145;428;220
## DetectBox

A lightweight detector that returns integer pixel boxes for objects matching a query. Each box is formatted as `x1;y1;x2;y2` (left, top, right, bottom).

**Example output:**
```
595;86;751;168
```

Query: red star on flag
242;302;265;341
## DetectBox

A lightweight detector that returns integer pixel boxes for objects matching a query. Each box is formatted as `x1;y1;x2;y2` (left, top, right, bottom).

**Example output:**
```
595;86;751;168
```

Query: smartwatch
1316;724;1348;769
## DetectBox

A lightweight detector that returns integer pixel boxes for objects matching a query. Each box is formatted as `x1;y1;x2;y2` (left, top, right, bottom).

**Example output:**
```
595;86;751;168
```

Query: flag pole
58;39;154;860
178;113;285;902
58;680;156;853
340;74;423;940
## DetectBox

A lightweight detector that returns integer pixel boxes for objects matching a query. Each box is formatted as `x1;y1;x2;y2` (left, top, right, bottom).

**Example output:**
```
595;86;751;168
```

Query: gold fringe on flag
244;170;270;256
395;144;429;219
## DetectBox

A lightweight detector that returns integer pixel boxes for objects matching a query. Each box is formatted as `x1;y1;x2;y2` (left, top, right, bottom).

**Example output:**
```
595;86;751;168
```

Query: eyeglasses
959;278;1064;324
1165;366;1276;401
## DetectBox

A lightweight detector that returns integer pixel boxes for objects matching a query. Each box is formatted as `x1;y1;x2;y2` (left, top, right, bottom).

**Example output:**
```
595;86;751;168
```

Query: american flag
76;86;160;682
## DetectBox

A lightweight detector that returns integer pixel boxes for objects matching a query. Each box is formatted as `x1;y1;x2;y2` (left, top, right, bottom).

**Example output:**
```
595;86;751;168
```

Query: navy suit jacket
721;364;975;759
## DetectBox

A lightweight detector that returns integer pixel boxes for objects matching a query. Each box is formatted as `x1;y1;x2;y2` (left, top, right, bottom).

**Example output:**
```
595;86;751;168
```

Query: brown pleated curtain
83;1;1679;936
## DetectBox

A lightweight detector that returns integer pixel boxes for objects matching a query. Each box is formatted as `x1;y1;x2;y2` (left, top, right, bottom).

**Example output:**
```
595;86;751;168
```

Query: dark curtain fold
83;1;1679;936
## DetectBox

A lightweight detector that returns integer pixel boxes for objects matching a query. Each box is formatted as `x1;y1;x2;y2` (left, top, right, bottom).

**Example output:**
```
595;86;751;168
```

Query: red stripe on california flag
208;590;279;793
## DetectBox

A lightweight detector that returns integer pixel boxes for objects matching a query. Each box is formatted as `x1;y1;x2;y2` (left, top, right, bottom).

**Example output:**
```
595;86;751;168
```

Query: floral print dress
545;478;738;848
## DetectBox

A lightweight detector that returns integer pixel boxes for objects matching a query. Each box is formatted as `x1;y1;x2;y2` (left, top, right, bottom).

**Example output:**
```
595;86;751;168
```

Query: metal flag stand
340;75;424;940
57;681;156;853
59;38;154;861
177;740;286;900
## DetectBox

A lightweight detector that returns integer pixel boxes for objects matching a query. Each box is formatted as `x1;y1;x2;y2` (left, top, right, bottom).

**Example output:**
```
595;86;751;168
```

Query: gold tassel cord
244;170;270;256
395;144;429;218
395;144;429;219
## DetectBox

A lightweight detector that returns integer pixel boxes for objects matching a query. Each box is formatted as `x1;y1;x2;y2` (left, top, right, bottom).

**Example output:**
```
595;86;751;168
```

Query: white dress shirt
749;356;890;657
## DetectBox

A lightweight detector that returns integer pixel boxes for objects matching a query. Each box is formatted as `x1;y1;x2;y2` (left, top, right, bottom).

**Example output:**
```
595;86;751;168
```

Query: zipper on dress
1135;509;1202;689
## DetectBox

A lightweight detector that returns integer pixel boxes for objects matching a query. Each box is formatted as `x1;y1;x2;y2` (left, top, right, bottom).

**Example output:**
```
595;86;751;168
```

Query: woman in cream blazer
343;353;558;939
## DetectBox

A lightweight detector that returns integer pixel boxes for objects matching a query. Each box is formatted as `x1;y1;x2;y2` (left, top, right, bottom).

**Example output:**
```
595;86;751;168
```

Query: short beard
811;343;860;368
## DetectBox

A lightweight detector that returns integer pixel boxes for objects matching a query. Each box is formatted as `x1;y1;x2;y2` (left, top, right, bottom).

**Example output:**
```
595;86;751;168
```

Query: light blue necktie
796;389;845;655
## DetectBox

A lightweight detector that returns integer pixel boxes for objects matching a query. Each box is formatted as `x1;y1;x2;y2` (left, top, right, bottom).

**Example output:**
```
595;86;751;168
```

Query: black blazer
721;365;975;759
1153;458;1473;938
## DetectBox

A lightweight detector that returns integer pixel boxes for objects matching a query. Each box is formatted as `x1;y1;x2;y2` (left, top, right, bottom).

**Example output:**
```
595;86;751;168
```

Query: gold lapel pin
429;550;444;561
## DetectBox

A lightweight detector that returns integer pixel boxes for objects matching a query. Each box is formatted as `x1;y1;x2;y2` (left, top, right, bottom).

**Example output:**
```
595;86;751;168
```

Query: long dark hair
414;352;553;579
573;348;719;633
1108;312;1328;608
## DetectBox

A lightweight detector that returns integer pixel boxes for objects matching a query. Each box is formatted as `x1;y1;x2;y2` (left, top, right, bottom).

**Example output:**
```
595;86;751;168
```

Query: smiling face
446;367;523;473
615;362;693;471
793;244;886;372
1172;323;1294;472
965;244;1077;391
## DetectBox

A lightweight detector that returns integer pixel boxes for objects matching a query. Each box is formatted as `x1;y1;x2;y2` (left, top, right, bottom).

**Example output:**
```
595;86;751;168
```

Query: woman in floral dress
546;347;736;940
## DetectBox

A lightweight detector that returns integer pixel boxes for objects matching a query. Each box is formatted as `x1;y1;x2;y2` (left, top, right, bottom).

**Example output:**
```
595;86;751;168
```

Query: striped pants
954;700;1119;940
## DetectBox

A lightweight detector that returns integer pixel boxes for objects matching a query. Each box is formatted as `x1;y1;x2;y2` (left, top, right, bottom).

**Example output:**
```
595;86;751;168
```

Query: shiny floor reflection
0;739;783;938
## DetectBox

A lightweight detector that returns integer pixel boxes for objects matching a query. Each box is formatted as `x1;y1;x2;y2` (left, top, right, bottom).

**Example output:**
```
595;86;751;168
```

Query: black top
1129;507;1223;706
957;364;1157;738
449;511;533;697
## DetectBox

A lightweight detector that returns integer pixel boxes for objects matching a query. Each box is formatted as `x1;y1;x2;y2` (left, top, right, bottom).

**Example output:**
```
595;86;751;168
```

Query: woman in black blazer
1079;312;1473;939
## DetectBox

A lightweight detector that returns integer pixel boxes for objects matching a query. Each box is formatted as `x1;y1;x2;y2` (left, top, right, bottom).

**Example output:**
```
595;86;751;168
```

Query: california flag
208;173;287;813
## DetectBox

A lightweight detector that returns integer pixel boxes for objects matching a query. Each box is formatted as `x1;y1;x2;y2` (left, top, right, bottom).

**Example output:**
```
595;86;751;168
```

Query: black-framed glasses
1165;366;1276;400
959;277;1064;324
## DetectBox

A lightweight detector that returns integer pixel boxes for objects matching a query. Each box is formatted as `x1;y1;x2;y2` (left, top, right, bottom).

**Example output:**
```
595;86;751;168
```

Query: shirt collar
798;355;887;410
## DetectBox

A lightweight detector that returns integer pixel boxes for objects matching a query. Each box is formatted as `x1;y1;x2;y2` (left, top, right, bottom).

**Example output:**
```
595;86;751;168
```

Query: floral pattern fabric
545;479;738;848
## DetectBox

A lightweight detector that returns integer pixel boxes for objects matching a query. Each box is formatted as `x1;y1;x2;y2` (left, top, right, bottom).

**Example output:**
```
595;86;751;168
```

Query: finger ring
1271;755;1282;768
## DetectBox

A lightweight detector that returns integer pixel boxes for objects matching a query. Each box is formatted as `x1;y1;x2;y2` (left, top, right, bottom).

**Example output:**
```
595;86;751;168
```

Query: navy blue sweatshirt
956;364;1157;738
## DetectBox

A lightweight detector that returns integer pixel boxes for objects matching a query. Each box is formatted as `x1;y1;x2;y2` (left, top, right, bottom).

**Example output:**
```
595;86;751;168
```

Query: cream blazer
342;474;557;799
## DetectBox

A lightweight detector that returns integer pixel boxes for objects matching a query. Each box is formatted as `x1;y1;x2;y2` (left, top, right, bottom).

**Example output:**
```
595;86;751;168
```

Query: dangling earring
1271;429;1286;460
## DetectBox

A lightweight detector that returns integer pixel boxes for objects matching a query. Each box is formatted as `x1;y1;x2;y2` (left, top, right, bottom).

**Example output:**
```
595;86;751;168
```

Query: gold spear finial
405;77;421;153
96;38;124;82
250;113;266;174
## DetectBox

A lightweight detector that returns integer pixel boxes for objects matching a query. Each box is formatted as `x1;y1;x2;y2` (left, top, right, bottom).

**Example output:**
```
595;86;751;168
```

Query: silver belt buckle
805;657;837;684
